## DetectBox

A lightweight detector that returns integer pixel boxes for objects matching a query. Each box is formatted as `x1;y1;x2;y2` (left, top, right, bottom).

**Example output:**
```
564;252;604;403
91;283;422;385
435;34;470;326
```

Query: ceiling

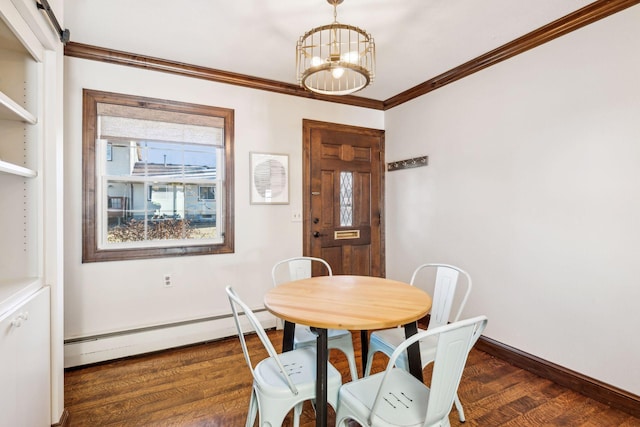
64;0;596;101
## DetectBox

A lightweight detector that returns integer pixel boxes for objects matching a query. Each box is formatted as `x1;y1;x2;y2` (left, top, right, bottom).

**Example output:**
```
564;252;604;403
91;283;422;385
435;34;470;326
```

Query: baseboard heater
64;308;275;368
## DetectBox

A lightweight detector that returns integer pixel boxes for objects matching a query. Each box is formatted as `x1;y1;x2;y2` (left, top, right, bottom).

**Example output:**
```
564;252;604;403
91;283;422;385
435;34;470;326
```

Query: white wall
64;4;640;396
63;57;383;363
385;6;640;395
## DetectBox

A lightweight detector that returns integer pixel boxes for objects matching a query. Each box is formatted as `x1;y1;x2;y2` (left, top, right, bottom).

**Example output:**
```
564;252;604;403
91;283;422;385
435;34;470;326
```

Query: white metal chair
364;263;472;421
226;286;342;427
336;315;488;427
272;256;359;381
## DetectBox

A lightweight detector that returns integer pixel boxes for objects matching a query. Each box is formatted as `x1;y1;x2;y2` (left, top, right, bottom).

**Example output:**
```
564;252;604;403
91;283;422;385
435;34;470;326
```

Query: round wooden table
264;275;432;427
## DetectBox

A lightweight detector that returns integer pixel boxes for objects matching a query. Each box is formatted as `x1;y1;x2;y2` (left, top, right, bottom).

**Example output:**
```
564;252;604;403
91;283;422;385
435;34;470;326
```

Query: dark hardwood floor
64;330;640;426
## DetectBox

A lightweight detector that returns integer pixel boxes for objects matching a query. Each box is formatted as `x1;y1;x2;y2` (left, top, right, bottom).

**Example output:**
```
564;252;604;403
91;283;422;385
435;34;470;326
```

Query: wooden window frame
82;89;234;262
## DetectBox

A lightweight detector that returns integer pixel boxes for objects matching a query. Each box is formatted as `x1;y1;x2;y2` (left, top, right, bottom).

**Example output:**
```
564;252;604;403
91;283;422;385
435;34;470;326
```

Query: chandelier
296;0;375;96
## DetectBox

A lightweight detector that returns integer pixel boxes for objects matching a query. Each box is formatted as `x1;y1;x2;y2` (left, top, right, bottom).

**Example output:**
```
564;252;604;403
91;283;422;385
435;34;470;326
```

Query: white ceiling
64;0;595;101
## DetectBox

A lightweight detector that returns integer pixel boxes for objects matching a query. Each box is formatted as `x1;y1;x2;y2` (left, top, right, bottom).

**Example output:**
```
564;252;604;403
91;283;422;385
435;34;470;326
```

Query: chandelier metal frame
296;0;375;96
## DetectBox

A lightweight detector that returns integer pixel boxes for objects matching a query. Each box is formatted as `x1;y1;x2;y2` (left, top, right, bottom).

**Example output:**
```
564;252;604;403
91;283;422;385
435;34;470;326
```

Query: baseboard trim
476;336;640;418
51;409;69;427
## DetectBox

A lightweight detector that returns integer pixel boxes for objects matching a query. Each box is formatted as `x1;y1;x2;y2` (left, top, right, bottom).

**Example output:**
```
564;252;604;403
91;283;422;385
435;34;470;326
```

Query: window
199;185;216;200
82;89;234;262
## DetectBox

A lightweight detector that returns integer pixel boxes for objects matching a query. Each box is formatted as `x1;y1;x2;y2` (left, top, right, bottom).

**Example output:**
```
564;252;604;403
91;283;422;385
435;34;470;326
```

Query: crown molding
64;42;385;110
64;0;639;111
383;0;640;109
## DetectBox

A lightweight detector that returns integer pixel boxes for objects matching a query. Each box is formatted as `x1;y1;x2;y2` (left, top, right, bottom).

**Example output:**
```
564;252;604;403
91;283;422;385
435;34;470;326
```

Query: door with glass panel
303;120;385;276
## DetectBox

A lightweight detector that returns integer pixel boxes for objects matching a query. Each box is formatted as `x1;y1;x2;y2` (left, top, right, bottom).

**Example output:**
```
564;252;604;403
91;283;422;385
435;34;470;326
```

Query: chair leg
346;352;359;380
363;350;376;376
293;402;304;427
454;393;466;423
246;390;258;427
330;336;358;380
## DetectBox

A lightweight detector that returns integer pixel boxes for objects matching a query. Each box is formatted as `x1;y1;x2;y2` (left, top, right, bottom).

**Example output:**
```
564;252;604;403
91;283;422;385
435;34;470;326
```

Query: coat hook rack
387;155;428;171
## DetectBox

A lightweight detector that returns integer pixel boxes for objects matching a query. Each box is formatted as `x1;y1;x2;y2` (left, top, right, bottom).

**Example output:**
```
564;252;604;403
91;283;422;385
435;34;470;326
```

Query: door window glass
339;171;353;226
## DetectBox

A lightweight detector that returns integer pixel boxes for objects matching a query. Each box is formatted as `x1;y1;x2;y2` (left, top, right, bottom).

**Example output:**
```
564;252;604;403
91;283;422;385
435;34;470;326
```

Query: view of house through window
83;90;234;262
101;139;220;243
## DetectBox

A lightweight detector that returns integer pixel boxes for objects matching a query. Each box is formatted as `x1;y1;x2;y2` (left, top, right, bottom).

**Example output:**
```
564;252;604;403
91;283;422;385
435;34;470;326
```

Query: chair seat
293;325;359;380
369;327;439;370
294;325;352;345
338;368;430;427
255;346;343;398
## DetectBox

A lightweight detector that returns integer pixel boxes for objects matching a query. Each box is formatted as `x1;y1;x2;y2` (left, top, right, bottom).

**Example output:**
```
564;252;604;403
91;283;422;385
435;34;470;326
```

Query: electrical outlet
163;274;172;287
291;209;302;222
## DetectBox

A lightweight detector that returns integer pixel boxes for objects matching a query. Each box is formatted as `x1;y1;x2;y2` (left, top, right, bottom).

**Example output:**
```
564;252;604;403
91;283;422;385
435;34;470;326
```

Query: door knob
313;231;322;238
313;217;320;224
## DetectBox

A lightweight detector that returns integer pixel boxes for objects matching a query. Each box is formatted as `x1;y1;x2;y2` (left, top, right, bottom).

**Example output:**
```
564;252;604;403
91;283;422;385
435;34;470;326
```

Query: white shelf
0;158;37;177
0;90;37;124
0;277;42;316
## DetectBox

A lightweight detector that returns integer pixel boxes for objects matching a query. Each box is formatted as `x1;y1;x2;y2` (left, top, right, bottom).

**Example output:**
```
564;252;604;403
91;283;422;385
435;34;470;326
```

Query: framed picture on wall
250;152;289;204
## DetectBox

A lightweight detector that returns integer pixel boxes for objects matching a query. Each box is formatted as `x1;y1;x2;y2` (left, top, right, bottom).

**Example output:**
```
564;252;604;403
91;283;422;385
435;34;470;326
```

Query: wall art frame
250;152;289;204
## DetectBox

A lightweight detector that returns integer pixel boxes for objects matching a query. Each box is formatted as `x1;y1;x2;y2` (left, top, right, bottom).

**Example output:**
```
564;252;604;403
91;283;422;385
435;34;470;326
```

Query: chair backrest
370;315;488;427
409;263;472;330
225;286;299;394
271;256;333;286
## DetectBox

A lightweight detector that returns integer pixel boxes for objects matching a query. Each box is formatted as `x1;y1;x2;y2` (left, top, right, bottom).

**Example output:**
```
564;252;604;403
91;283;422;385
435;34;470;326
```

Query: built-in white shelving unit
0;1;41;297
0;0;60;424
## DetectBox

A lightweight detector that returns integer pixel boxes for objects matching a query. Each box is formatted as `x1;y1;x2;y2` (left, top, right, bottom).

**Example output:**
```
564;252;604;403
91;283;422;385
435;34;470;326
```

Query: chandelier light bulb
331;67;345;79
341;51;360;64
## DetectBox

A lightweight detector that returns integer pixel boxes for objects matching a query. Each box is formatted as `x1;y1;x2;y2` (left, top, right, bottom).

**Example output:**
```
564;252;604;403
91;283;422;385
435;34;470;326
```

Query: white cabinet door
0;287;50;427
0;305;19;426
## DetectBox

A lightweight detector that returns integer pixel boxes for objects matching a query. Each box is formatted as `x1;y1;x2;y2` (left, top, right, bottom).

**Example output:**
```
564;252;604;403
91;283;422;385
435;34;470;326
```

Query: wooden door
303;120;385;276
